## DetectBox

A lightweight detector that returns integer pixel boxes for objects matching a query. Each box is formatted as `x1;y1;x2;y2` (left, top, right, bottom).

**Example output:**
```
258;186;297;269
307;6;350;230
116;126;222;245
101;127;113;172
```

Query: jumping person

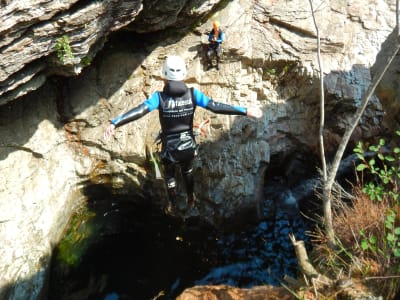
206;20;225;70
104;55;263;215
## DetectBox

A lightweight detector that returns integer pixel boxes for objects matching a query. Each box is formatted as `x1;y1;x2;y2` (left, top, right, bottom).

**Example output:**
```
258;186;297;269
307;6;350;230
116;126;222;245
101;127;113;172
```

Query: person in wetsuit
206;20;225;70
104;55;263;214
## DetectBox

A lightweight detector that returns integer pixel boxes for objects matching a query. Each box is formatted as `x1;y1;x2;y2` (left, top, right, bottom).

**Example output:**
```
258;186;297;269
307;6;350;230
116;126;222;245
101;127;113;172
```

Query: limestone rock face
372;29;400;131
0;0;142;104
0;0;398;299
127;0;222;33
0;0;223;106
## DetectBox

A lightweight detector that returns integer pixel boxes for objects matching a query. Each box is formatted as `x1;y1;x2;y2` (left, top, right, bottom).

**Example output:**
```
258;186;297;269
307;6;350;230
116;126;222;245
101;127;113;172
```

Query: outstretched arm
110;103;150;128
103;103;150;141
206;100;262;118
193;88;263;119
103;92;160;141
205;99;247;115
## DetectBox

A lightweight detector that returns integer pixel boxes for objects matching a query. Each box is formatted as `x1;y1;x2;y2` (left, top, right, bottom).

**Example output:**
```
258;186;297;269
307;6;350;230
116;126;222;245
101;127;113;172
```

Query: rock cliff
0;0;398;298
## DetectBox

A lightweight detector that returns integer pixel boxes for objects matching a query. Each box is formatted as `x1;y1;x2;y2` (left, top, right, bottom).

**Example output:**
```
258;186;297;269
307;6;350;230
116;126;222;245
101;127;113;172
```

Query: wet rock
177;285;294;300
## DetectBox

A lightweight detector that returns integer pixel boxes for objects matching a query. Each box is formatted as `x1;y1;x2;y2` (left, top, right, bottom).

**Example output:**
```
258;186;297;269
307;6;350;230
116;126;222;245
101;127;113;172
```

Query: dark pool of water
49;188;309;300
86;213;218;300
49;196;222;300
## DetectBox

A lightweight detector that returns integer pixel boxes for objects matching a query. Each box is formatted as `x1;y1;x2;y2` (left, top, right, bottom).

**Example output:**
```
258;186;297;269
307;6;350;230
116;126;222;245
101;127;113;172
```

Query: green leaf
354;143;364;153
355;153;364;160
379;138;385;146
395;227;400;235
360;240;369;251
369;145;379;152
368;182;375;188
385;155;395;162
387;215;395;223
356;164;367;171
387;233;395;242
369;235;377;244
392;193;399;201
386;220;393;229
394;249;400;257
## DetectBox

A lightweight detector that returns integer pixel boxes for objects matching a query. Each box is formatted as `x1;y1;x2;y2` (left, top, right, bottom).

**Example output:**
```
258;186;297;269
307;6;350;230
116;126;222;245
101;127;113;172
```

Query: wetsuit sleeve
192;88;247;116
143;92;160;112
110;92;159;127
110;104;149;128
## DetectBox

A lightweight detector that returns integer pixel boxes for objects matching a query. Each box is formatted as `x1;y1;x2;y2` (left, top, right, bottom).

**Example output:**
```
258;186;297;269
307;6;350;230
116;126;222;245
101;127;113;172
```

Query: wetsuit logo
165;99;176;110
164;97;193;113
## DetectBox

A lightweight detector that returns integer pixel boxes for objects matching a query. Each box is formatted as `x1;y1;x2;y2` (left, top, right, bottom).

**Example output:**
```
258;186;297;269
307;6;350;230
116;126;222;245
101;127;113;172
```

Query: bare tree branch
308;0;327;182
308;0;400;246
289;234;333;285
308;0;335;244
324;34;400;221
397;0;399;36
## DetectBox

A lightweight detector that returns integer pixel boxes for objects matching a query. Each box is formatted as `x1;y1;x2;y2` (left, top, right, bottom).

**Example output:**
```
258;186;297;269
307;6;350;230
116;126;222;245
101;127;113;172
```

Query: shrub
56;35;74;63
350;131;400;298
308;131;400;299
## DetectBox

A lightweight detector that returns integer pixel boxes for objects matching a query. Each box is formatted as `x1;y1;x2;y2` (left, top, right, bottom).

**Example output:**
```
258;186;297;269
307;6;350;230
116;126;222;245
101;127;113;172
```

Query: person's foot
216;64;219;70
164;201;177;215
186;194;197;210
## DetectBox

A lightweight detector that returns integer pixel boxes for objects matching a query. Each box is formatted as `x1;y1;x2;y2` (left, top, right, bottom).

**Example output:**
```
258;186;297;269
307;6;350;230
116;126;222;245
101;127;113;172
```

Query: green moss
81;56;92;66
55;206;96;269
55;35;74;63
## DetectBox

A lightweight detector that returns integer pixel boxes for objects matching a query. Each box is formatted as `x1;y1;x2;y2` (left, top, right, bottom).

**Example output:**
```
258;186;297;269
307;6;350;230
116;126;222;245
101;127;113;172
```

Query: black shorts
161;131;198;163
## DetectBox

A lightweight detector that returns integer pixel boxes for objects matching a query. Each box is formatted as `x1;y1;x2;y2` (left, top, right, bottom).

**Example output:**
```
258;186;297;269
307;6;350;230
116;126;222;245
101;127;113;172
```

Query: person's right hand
246;106;263;119
104;122;116;141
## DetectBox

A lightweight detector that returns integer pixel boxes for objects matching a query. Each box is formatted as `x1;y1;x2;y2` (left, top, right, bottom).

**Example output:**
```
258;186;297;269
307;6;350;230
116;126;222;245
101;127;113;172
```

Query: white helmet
161;55;187;81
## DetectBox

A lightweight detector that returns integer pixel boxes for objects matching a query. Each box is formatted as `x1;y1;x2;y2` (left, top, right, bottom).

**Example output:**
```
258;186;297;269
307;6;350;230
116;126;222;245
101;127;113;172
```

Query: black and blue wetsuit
111;80;247;205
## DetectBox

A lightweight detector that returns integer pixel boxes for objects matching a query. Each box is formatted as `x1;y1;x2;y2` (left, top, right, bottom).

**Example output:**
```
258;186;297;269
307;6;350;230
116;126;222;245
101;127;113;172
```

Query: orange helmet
213;20;220;29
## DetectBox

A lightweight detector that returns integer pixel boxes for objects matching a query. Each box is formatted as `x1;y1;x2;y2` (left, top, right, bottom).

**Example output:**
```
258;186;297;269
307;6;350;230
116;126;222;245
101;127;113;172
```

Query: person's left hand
247;106;263;119
104;122;116;141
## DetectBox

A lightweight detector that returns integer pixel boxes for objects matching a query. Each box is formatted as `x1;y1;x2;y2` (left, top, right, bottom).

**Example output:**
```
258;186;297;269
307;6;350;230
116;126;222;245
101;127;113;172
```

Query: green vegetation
54;206;96;270
266;68;276;75
56;35;74;63
81;56;92;66
354;131;400;261
354;132;400;202
295;131;400;299
263;61;297;82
